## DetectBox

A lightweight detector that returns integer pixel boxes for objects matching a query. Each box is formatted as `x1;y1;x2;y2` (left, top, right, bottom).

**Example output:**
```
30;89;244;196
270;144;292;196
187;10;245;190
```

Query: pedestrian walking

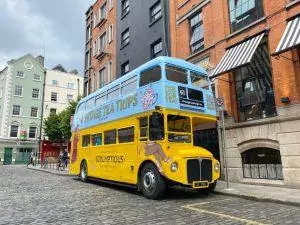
27;151;35;166
63;149;68;168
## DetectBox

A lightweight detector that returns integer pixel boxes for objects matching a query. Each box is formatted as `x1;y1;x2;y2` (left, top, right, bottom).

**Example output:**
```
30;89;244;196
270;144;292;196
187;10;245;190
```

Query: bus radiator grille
187;159;212;184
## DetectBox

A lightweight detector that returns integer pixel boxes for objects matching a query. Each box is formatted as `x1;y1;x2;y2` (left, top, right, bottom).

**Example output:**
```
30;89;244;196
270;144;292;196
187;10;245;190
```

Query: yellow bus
70;57;220;199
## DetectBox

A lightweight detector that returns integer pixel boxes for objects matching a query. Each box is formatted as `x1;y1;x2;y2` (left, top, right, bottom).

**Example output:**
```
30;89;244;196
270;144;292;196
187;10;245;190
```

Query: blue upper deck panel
72;57;216;131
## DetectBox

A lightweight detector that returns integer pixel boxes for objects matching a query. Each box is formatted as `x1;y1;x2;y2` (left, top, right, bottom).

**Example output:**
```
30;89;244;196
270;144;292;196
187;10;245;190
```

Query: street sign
216;97;225;111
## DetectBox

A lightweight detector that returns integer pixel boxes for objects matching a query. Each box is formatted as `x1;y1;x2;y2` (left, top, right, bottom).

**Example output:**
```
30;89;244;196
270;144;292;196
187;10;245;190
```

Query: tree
43;113;63;142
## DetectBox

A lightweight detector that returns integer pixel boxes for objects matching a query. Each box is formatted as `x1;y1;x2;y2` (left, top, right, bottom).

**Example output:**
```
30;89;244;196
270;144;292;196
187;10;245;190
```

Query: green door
4;148;13;165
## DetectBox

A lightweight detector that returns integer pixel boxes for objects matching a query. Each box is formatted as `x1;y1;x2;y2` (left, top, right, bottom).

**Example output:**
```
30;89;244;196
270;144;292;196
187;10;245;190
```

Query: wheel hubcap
143;171;156;192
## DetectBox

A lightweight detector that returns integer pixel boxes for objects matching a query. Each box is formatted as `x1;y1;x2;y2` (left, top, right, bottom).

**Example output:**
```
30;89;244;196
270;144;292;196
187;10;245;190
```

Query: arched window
241;148;283;180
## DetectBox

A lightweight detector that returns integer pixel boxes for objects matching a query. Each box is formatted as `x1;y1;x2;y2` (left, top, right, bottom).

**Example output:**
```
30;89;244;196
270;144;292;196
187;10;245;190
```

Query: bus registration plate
192;181;209;188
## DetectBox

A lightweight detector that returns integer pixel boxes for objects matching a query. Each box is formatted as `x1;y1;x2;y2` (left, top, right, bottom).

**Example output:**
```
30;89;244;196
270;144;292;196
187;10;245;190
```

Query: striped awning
210;33;265;79
274;16;300;55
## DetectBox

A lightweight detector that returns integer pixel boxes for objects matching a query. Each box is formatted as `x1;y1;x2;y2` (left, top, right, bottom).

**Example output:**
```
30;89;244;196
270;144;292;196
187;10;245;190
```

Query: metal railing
242;163;283;180
41;157;69;171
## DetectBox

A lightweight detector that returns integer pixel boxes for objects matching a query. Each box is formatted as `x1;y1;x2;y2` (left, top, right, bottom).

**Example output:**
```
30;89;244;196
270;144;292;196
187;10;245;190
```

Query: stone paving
0;165;300;225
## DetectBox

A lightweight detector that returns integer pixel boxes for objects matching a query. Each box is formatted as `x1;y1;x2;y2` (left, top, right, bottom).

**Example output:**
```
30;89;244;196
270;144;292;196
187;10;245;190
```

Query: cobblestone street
0;166;299;225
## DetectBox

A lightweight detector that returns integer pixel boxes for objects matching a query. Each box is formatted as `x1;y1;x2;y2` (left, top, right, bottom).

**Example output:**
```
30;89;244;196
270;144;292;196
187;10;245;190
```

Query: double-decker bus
70;56;220;199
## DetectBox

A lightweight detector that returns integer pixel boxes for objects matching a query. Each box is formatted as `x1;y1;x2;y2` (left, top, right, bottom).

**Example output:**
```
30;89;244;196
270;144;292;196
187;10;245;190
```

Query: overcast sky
0;0;95;74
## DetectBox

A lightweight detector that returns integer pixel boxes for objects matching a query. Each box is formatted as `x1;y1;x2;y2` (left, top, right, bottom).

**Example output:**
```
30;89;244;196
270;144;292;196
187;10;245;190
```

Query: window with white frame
100;32;107;52
100;2;107;20
31;107;38;117
99;68;106;88
189;12;204;54
68;83;74;89
52;80;58;86
10;125;18;137
29;126;37;138
151;39;163;58
108;0;114;10
32;88;40;99
121;61;130;76
108;24;113;43
67;94;73;102
121;28;129;47
150;1;162;23
121;0;129;17
93;39;98;56
14;85;23;96
16;71;24;78
51;92;58;102
12;105;21;115
94;11;99;27
33;74;41;81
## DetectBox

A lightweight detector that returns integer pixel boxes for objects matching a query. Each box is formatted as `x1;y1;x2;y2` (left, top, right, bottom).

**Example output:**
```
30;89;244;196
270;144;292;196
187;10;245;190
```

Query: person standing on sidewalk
27;151;35;166
63;149;68;168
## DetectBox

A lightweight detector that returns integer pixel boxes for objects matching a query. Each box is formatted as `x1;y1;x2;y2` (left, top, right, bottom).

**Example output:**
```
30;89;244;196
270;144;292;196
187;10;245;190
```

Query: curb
214;190;300;207
27;167;75;177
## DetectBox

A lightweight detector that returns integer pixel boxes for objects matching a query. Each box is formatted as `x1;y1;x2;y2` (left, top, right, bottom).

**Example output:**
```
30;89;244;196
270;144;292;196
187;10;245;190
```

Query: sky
0;0;95;74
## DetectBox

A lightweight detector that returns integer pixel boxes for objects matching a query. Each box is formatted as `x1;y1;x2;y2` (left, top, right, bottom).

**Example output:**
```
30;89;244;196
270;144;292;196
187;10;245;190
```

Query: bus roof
80;56;207;104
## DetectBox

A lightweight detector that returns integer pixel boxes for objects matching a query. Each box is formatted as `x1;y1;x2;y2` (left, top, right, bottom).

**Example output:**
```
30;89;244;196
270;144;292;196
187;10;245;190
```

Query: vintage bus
70;57;220;199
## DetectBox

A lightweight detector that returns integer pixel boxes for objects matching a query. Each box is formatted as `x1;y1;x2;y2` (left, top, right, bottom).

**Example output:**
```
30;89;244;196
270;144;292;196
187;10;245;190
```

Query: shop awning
274;16;300;55
210;33;265;79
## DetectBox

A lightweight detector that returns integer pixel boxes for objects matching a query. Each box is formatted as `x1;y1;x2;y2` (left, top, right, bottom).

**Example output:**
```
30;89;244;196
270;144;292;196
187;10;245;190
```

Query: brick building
84;0;116;96
171;0;300;187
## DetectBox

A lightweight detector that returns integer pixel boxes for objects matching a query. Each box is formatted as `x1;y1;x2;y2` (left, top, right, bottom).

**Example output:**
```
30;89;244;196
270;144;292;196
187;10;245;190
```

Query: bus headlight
214;162;220;172
170;162;178;172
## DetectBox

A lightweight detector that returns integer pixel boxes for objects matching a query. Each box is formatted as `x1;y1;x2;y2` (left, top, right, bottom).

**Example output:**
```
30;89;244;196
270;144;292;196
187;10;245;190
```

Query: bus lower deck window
149;113;164;141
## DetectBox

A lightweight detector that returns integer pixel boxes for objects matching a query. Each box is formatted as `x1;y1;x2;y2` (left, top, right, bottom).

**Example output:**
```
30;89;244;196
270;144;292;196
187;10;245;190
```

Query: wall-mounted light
280;97;290;104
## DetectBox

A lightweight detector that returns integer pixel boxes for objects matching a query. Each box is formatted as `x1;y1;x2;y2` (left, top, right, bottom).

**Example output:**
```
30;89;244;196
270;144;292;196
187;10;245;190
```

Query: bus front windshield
167;115;191;143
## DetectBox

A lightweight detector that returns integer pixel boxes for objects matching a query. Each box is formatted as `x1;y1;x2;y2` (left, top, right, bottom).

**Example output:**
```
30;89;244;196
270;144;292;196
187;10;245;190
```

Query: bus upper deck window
190;71;209;90
166;65;188;84
149;112;164;141
139;66;161;87
77;102;86;112
86;98;95;109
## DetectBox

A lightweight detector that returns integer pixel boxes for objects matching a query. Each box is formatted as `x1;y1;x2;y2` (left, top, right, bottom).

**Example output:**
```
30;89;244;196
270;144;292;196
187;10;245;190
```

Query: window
107;85;120;101
99;68;106;88
165;65;188;84
10;125;18;137
108;0;114;10
118;127;134;143
82;135;90;147
121;76;137;95
99;32;107;51
12;105;21;115
29;127;37;139
67;83;74;89
235;42;276;122
150;1;162;23
140;66;161;87
86;98;95;109
121;28;129;47
50;108;57;114
94;11;99;27
100;3;107;20
51;92;58;102
32;89;40;99
31;107;38;117
86;25;91;42
93;40;98;56
0;87;3;98
191;71;209;90
14;85;23;96
228;0;264;32
67;94;73;102
16;71;24;78
149;113;164;141
96;93;106;106
104;129;117;144
52;80;58;86
108;24;113;43
77;102;86;112
151;39;163;58
121;0;129;17
107;61;113;83
33;74;41;81
92;133;102;146
189;12;204;53
139;117;148;141
121;61;130;76
167;115;191;143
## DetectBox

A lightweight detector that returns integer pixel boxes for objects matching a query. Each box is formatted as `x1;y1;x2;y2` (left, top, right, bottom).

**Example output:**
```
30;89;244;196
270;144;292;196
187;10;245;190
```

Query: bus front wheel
140;163;166;199
80;161;88;182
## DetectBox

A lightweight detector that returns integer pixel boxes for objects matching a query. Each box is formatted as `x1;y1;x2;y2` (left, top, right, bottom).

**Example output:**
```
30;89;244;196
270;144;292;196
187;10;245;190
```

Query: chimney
36;56;44;67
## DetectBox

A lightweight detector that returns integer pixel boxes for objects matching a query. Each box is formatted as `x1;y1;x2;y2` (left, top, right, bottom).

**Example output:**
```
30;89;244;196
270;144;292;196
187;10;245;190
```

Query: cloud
0;0;95;74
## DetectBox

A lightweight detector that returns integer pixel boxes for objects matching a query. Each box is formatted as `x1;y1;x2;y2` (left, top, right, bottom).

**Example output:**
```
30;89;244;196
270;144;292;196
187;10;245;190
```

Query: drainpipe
38;69;47;164
162;0;169;56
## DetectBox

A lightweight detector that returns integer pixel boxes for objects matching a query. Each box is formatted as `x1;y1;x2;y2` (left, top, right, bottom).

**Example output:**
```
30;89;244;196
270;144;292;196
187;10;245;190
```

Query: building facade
43;67;83;122
172;0;300;188
84;0;117;96
116;0;170;77
0;54;45;165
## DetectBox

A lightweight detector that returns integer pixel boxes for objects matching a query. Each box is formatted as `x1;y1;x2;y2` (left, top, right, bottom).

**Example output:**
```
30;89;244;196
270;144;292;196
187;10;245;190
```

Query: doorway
4;148;13;165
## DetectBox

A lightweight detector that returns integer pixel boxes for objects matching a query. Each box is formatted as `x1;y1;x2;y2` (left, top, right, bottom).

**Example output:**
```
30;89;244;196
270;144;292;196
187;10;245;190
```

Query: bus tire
196;181;217;194
140;163;166;199
80;161;88;182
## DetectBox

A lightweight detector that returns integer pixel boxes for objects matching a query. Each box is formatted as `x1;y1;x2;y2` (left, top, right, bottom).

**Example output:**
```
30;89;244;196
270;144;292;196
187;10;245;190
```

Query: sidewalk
27;164;73;176
215;180;300;206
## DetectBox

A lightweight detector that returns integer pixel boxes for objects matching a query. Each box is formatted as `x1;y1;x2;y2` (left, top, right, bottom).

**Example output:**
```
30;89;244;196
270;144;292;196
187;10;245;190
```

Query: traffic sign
216;97;224;106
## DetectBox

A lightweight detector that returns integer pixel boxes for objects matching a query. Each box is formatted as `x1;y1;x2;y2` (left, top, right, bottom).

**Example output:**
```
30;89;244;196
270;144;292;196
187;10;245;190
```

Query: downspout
38;69;46;164
162;0;169;56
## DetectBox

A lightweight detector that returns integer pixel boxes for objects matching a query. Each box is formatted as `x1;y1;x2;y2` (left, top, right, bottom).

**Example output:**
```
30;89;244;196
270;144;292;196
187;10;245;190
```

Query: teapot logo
142;87;158;110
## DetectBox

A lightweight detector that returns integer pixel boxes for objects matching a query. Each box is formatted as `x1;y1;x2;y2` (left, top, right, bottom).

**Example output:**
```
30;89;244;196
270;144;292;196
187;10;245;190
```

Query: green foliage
43;96;82;141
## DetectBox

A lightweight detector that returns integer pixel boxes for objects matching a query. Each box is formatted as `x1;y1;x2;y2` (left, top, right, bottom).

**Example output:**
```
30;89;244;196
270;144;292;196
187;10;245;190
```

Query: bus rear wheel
80;161;88;182
140;163;166;199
